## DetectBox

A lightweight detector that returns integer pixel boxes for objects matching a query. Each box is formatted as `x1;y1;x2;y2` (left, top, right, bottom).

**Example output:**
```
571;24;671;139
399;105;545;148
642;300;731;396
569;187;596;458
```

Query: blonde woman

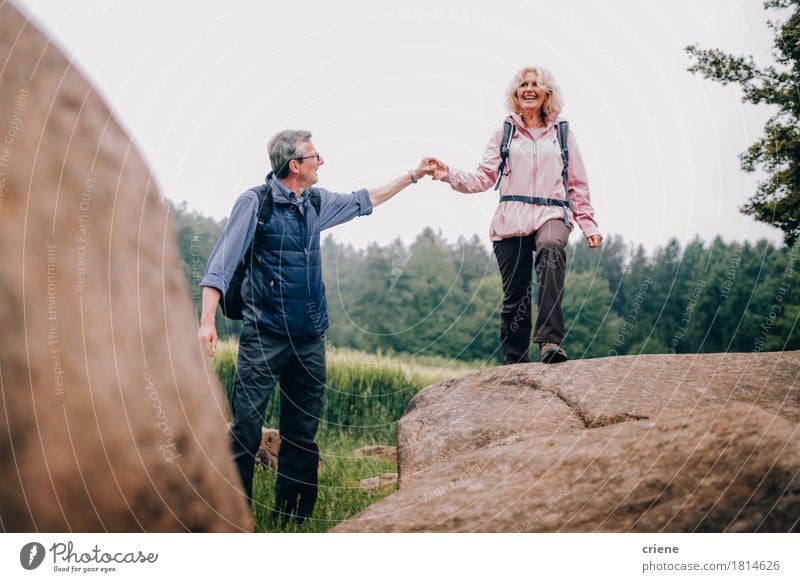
427;66;602;364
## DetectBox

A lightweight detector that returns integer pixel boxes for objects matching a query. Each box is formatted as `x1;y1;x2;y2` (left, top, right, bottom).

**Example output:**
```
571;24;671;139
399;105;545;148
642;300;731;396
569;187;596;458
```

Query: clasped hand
421;157;448;180
411;157;448;180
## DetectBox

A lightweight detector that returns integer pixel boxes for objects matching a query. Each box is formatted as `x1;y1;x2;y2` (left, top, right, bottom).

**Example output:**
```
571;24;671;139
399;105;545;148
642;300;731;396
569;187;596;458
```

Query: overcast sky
16;0;787;252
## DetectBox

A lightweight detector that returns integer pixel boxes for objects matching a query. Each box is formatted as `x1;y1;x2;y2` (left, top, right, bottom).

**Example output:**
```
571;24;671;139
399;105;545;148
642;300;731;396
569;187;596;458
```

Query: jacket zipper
532;138;537;196
301;201;310;335
302;204;310;295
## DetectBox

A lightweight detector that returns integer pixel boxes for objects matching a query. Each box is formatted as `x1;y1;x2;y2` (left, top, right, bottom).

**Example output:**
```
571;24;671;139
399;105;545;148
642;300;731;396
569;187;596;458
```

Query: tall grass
251;434;398;533
214;339;482;443
212;339;483;531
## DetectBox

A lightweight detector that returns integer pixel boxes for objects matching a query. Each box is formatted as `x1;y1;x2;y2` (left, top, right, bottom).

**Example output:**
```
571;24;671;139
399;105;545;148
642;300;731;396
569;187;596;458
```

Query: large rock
334;351;800;532
0;2;251;531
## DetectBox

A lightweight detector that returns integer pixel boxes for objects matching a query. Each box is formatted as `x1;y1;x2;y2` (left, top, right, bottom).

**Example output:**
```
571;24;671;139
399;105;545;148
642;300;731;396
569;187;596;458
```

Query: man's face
294;141;324;187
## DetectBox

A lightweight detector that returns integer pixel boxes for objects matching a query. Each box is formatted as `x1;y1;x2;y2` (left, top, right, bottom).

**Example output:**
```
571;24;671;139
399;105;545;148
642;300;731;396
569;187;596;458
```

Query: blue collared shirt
201;175;372;294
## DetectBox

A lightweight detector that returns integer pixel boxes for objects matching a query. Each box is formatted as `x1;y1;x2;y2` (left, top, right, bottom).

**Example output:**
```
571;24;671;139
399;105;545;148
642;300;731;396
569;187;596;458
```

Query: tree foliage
686;0;800;245
172;203;800;363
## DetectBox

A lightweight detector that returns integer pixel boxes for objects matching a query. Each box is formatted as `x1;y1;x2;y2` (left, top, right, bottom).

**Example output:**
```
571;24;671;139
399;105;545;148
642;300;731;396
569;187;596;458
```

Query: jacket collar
509;111;559;132
267;172;308;205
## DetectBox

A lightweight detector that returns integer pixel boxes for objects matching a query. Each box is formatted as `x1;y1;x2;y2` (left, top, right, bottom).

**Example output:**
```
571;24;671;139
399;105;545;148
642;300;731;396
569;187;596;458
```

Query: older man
199;129;430;525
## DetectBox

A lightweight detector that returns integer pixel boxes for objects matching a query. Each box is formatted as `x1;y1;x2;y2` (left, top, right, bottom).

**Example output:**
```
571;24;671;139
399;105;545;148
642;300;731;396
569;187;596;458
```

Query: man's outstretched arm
317;159;436;231
368;159;434;208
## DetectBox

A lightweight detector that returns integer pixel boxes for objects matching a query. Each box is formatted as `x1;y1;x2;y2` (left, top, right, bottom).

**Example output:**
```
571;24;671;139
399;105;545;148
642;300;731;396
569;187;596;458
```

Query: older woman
427;66;602;364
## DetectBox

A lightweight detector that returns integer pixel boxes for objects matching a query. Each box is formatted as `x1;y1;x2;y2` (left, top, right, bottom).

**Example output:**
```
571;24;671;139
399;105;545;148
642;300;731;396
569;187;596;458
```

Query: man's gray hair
268;129;312;178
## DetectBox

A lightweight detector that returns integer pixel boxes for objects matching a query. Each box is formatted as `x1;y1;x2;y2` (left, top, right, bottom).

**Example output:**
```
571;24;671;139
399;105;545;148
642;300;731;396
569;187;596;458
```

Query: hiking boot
539;343;568;364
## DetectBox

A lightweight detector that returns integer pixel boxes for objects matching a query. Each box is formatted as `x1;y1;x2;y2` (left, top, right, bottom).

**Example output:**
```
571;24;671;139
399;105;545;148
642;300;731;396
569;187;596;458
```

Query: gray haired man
199;130;432;525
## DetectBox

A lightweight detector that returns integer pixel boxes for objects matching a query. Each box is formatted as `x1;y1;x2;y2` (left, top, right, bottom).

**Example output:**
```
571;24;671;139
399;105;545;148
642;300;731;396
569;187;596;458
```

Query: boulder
334;351;800;532
0;1;251;532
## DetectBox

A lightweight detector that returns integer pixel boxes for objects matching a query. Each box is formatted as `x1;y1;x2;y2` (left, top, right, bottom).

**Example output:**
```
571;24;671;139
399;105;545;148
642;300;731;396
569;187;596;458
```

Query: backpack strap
252;183;273;227
556;120;572;228
494;118;515;191
556;120;569;195
499;196;570;208
219;179;273;320
308;190;321;216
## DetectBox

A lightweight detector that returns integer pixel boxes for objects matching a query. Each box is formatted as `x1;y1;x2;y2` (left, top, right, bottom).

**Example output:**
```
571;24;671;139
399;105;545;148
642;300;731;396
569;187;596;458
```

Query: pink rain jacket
445;113;600;242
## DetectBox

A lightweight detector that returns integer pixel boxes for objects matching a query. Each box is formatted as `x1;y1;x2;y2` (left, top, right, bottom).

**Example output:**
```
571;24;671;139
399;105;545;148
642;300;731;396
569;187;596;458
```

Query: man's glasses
296;153;321;163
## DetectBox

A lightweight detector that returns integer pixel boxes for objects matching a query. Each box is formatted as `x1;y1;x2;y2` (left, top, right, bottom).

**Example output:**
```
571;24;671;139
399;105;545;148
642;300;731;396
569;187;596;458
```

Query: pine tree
687;0;800;245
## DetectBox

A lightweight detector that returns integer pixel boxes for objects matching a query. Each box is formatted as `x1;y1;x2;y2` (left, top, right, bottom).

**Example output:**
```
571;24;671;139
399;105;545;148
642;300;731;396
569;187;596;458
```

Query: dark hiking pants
493;219;569;364
229;324;325;524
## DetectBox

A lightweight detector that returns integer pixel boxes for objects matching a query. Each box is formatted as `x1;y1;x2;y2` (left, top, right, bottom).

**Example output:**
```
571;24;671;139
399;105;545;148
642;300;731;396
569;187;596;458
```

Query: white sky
16;0;787;252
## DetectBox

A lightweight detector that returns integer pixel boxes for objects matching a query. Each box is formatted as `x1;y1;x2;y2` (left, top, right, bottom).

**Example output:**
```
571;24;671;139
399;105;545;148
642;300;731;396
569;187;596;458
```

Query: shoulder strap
219;182;271;320
252;183;273;226
494;118;515;191
556;120;573;227
308;190;321;216
556;120;569;195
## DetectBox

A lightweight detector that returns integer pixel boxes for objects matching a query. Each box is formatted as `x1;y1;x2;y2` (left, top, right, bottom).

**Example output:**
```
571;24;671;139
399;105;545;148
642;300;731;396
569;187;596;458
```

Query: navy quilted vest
241;187;327;339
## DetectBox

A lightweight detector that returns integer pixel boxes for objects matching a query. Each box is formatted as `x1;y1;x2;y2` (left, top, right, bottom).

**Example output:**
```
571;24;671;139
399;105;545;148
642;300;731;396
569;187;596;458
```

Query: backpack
494;117;573;227
220;180;322;320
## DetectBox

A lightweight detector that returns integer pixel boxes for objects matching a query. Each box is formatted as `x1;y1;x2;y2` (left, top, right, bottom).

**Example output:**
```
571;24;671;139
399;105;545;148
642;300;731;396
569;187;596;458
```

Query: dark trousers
493;219;570;364
229;324;325;523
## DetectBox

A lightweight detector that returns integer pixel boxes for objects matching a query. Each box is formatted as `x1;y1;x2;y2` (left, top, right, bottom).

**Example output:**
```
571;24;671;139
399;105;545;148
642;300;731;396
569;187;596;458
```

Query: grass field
251;434;398;533
213;340;483;532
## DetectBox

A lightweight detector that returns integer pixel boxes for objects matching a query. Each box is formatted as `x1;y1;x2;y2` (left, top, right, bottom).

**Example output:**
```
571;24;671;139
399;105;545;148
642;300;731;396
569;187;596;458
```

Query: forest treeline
172;201;799;363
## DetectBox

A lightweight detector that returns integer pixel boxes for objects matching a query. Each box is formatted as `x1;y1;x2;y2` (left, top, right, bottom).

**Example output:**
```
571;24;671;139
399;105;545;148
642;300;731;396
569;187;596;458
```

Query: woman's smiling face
516;71;548;115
